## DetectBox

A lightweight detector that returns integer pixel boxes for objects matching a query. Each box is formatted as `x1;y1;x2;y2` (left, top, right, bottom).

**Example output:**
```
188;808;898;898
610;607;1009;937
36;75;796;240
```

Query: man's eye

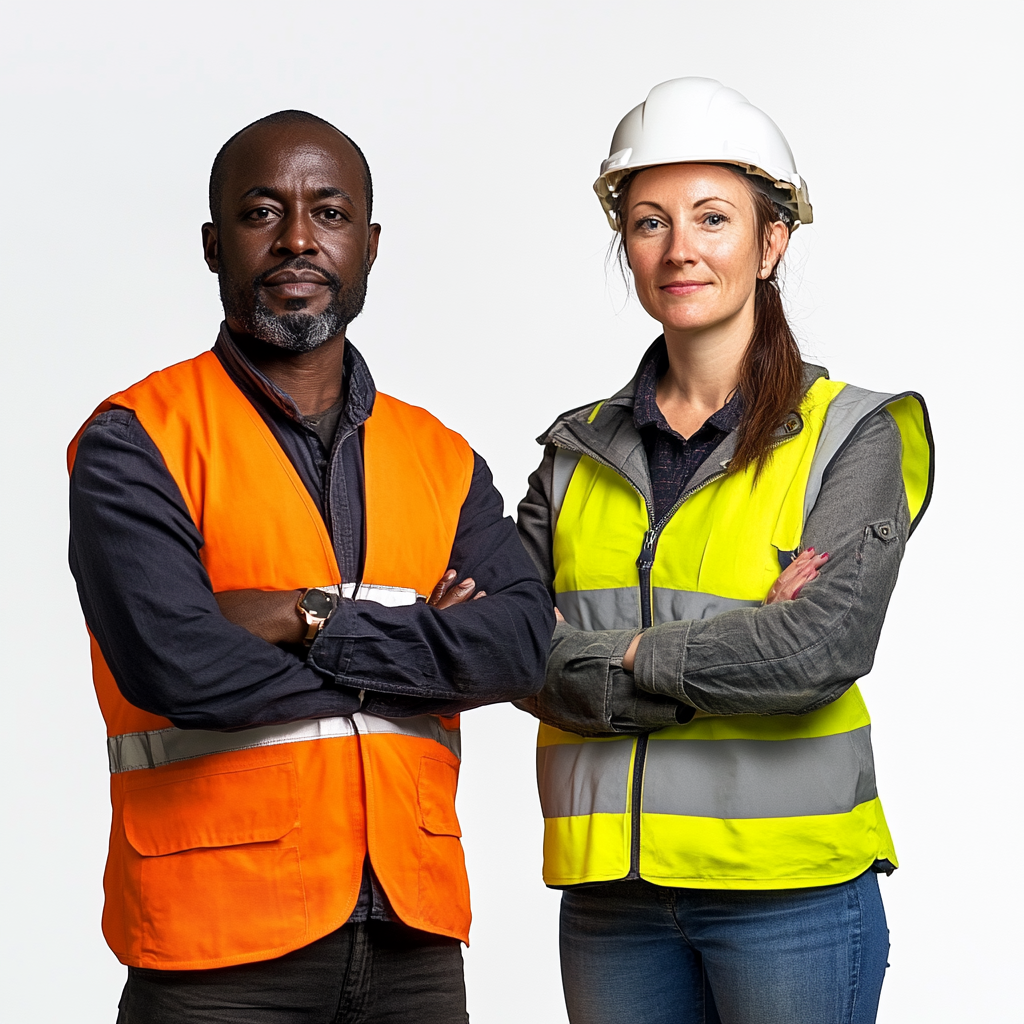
247;207;275;221
321;209;345;221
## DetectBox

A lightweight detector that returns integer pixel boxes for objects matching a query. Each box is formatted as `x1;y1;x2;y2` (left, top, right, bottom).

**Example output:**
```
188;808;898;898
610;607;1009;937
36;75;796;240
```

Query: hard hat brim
594;160;812;232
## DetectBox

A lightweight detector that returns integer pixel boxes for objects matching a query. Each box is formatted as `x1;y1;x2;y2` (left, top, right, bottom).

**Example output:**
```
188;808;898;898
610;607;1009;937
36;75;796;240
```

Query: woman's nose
664;226;698;267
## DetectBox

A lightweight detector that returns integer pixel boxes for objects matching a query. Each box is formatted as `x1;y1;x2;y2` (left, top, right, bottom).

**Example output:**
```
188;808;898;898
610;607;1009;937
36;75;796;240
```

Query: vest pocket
415;752;469;934
416;754;461;837
122;758;306;966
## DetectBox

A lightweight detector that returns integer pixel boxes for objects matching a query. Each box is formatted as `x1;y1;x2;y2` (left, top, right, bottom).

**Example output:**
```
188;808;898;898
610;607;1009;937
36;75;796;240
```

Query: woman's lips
660;282;710;296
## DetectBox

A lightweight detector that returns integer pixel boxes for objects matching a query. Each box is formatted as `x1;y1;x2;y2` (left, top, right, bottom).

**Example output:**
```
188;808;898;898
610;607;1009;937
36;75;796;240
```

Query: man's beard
220;257;369;353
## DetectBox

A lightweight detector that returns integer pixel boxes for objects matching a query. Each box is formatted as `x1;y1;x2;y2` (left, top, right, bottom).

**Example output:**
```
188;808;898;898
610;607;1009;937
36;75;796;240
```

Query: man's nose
271;213;318;257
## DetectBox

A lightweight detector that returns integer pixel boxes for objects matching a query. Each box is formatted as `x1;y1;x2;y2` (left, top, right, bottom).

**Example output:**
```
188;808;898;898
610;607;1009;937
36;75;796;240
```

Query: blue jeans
559;871;888;1024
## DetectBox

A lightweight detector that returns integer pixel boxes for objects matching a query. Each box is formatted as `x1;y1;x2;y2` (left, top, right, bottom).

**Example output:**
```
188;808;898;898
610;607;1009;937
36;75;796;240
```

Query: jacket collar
540;335;829;507
213;323;377;431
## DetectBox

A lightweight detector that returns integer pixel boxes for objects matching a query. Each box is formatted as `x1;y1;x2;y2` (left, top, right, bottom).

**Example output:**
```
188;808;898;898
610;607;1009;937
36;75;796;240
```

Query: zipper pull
636;529;657;571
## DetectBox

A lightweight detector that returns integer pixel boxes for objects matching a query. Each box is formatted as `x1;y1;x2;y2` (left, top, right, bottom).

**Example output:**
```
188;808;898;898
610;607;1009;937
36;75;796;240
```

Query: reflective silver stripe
642;726;877;819
803;387;903;525
653;588;760;624
551;449;583;521
353;712;461;760
537;738;634;818
556;587;758;630
319;583;422;606
556;587;641;630
108;712;460;774
107;716;357;774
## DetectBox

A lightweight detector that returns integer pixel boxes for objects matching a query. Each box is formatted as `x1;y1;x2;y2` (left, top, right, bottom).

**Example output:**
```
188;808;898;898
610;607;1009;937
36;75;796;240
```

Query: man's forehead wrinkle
230;133;359;175
226;144;362;192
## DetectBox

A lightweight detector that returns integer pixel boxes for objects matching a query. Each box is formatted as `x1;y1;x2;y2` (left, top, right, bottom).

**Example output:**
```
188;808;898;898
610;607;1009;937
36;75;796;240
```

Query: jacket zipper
626;470;725;876
554;426;797;881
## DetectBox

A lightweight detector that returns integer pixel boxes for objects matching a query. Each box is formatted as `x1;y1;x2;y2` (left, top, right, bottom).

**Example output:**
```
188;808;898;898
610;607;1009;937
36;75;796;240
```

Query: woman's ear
759;221;790;279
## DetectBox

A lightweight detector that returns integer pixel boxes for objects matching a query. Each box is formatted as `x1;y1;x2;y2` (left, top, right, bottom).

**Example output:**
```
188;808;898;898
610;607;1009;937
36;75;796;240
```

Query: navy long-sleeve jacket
69;328;554;732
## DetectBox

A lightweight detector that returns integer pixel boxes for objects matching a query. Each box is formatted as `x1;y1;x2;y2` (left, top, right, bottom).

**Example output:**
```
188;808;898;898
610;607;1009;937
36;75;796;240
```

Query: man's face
202;123;380;352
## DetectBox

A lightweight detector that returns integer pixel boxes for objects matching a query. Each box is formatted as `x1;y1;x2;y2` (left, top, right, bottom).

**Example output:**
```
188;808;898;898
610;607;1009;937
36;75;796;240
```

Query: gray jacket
516;362;918;737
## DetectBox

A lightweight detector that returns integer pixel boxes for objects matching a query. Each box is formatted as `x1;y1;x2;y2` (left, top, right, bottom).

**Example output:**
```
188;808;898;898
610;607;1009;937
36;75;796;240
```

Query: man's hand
427;569;486;609
215;589;306;645
765;547;829;604
217;569;487;647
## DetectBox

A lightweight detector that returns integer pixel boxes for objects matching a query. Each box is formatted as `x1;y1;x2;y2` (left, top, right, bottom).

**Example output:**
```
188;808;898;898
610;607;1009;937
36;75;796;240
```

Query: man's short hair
209;110;373;226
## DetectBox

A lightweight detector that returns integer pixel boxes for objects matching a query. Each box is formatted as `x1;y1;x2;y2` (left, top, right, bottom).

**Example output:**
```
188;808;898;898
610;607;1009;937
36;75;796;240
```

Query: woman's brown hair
612;167;805;477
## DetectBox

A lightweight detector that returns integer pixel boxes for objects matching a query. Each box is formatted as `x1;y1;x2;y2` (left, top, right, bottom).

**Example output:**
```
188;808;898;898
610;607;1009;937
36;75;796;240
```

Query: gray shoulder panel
803;387;905;526
551;448;584;521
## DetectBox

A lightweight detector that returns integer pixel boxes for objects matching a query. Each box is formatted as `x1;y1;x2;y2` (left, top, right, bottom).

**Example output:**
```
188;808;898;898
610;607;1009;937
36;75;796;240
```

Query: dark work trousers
116;921;469;1024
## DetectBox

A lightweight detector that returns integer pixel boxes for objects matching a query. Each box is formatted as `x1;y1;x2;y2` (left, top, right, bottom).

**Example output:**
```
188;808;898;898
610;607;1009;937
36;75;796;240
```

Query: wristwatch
296;588;338;646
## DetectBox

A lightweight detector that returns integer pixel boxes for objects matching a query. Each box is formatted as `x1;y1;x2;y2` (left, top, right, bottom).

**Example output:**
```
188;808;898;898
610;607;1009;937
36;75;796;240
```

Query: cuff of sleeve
633;620;696;707
608;628;681;733
609;626;643;667
306;600;360;682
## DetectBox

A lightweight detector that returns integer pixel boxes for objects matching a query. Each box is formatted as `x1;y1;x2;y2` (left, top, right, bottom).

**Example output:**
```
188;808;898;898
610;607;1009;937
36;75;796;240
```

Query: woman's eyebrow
630;196;738;213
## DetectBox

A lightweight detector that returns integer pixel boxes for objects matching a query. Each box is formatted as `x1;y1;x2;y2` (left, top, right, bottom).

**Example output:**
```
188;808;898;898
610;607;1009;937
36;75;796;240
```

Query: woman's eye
635;217;663;231
704;213;728;227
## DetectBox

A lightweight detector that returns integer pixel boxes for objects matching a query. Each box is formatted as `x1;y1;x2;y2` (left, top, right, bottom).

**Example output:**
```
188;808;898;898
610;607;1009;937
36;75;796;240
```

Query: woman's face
622;163;786;337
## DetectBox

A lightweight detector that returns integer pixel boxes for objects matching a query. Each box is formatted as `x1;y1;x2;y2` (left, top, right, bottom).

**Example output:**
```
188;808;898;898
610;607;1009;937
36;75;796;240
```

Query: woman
516;78;933;1024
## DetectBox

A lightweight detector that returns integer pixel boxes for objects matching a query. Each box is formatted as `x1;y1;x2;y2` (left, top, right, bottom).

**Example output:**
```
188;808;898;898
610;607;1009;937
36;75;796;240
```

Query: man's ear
202;223;219;273
366;223;381;271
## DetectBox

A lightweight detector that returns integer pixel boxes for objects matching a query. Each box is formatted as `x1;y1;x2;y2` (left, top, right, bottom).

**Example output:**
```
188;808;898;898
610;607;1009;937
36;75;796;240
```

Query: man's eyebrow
311;186;353;202
237;186;354;202
240;186;283;202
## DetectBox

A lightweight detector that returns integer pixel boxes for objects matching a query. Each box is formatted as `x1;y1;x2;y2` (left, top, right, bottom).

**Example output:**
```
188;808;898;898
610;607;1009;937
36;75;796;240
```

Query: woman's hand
427;569;486;609
578;548;830;677
765;548;829;604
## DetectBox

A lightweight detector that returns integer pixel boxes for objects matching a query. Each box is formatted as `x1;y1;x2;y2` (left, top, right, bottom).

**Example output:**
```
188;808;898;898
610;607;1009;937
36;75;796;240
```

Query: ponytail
732;181;804;477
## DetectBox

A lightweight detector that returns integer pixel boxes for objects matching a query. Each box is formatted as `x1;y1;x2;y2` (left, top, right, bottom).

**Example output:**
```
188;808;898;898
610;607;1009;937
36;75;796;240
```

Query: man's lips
660;281;711;296
261;268;331;298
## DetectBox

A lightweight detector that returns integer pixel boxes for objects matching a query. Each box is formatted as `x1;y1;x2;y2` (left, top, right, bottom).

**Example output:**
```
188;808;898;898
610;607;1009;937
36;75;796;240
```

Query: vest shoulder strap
804;384;933;531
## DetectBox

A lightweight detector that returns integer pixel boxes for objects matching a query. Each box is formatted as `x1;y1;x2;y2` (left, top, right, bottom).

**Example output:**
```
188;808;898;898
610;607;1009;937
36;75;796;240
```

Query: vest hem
543;856;894;892
110;911;470;970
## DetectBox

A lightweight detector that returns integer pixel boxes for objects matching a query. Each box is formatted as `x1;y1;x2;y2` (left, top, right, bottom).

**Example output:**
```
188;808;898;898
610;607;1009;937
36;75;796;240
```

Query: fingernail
807;547;815;555
821;553;829;561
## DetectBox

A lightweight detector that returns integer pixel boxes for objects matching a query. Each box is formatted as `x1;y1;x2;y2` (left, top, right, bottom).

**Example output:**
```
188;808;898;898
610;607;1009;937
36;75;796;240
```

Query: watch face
300;589;337;619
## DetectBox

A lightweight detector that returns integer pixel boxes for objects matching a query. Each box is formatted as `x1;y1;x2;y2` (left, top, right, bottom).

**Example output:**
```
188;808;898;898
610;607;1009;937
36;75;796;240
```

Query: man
68;110;554;1023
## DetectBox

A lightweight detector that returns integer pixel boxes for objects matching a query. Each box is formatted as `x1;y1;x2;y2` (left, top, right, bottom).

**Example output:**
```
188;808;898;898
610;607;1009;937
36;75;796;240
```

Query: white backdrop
1;1;1020;1020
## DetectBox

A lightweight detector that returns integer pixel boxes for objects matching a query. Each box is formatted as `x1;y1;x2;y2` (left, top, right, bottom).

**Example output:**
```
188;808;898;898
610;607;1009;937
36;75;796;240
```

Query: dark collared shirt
632;340;745;523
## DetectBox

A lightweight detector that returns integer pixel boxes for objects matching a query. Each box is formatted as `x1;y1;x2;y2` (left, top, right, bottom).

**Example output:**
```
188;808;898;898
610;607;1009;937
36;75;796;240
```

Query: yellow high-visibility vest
540;378;933;890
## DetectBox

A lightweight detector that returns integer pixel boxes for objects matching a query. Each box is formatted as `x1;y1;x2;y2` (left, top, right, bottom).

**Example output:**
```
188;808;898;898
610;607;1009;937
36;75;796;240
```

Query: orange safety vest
68;349;476;970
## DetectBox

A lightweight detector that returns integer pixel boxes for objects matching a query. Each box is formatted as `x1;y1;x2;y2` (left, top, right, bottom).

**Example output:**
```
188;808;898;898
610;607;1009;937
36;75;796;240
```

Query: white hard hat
594;77;813;231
